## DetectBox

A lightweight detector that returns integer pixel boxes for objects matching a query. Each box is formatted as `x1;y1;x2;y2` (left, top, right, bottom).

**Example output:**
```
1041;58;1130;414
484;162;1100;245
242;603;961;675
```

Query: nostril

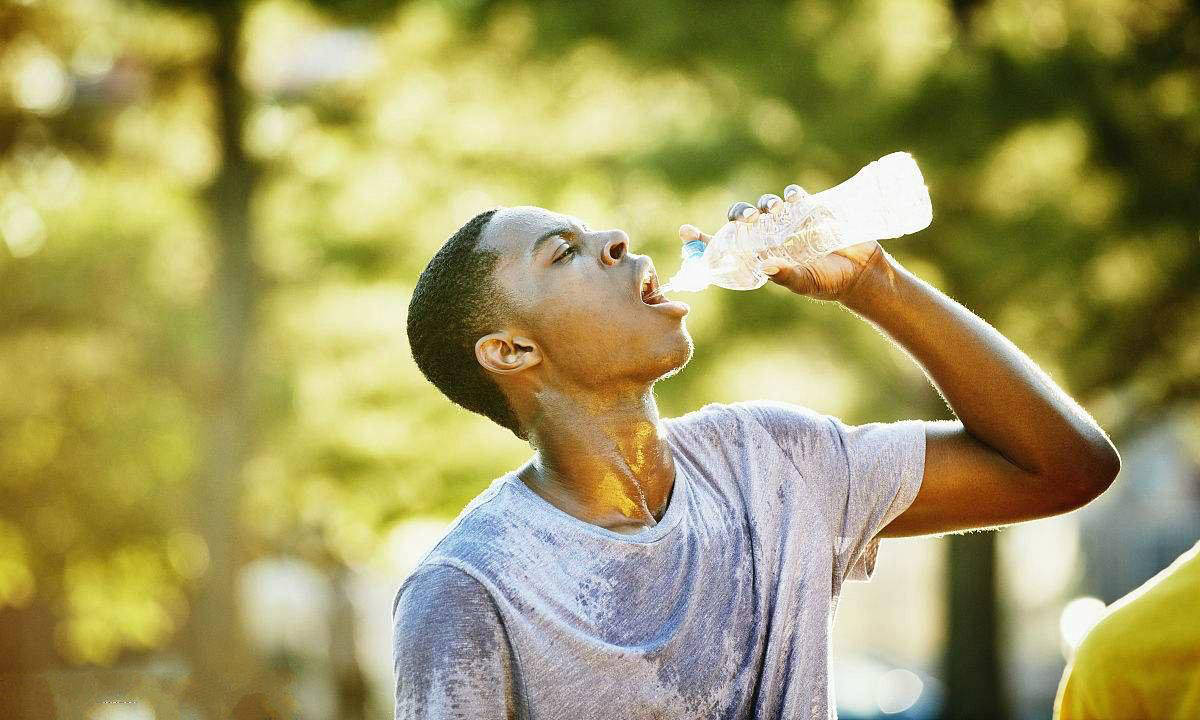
605;239;626;262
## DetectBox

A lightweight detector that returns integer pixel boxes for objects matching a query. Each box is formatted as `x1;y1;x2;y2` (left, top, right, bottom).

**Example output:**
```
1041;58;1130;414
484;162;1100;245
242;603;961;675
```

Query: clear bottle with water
660;152;933;293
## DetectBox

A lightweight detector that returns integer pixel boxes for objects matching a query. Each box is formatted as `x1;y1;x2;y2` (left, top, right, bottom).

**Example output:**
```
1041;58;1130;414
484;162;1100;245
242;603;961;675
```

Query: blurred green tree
143;1;408;716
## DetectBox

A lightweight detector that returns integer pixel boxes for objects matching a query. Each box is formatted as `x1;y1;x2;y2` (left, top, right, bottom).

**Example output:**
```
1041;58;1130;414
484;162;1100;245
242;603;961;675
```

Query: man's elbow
1096;440;1121;482
1058;439;1122;507
1086;434;1121;487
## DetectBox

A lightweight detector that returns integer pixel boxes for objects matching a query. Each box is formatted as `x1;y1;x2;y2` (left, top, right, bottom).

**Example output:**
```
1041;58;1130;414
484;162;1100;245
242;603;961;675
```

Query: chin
651;326;694;382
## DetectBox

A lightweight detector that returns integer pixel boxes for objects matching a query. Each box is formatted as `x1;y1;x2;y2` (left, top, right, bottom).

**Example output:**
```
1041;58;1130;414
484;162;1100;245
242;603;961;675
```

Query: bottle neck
681;239;706;262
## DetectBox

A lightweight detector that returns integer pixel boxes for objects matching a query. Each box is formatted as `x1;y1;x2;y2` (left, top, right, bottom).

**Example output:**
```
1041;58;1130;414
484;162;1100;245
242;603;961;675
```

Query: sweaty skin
475;196;1119;540
476;206;690;535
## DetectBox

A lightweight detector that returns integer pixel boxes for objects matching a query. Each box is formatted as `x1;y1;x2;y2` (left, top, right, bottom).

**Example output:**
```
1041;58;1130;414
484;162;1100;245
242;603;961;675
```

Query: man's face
480;206;693;391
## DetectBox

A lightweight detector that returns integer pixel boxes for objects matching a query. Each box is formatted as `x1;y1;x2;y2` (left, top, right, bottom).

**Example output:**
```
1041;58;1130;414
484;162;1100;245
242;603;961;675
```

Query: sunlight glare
1059;596;1107;653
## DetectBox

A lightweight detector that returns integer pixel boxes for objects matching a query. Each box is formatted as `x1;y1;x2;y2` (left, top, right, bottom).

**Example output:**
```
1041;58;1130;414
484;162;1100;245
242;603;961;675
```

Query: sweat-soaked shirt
392;400;926;720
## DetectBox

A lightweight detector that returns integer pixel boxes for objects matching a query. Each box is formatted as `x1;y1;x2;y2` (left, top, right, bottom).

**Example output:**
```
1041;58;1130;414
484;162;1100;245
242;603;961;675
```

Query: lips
639;264;664;305
633;260;689;318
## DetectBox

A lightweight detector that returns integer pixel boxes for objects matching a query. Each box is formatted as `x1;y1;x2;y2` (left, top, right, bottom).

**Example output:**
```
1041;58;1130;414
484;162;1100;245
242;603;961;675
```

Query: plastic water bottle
660;152;933;293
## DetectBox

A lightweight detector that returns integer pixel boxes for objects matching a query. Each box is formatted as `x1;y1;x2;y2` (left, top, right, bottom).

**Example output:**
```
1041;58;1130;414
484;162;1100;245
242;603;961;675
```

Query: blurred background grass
0;0;1197;717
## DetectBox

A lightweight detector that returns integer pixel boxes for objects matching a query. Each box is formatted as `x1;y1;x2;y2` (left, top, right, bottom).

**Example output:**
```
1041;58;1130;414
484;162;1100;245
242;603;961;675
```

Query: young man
396;193;1121;719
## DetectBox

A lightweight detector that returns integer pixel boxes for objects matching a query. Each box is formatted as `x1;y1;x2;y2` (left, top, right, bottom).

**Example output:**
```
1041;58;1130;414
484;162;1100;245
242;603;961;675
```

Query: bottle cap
681;239;707;261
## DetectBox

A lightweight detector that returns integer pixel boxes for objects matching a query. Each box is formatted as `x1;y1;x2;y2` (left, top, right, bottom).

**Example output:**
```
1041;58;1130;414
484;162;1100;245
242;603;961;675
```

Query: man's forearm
841;248;1120;486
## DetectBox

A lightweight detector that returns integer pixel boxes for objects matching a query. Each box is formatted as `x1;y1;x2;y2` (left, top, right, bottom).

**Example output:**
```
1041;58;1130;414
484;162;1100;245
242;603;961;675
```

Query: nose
601;231;628;266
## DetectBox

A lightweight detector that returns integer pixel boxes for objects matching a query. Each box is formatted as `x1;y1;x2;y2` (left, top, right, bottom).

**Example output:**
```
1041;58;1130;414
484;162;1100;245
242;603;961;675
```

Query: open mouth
639;266;665;305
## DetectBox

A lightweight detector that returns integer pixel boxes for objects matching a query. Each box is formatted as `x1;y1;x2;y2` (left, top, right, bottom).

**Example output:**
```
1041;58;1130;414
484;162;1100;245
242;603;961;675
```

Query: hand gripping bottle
661;152;932;293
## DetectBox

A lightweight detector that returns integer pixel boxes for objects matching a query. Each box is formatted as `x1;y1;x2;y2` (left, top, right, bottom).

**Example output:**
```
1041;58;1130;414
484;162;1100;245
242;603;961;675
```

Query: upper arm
392;564;519;720
879;420;1093;538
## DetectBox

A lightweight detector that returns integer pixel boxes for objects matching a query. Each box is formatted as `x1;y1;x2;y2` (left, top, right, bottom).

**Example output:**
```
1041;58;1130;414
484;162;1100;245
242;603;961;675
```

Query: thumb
679;224;711;248
761;263;790;283
762;263;812;293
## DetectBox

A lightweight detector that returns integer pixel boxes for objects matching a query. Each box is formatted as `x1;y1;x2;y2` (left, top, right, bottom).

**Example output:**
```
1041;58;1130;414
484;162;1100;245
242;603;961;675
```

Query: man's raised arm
825;244;1121;537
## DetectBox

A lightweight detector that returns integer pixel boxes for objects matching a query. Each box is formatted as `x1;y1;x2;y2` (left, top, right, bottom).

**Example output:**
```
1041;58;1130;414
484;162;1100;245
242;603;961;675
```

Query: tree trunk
0;600;59;719
943;532;1009;720
914;387;1009;718
330;566;369;720
186;2;260;717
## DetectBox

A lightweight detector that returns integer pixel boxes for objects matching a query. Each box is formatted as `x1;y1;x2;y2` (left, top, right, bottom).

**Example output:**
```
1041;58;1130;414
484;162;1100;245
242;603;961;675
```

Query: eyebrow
528;219;587;258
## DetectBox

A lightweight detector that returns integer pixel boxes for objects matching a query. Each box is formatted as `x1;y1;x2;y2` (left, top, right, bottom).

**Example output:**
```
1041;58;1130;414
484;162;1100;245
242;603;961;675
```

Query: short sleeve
392;563;520;720
737;401;926;584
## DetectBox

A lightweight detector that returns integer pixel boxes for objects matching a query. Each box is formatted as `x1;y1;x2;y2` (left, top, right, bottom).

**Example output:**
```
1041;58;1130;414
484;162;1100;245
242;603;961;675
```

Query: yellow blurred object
1053;540;1200;719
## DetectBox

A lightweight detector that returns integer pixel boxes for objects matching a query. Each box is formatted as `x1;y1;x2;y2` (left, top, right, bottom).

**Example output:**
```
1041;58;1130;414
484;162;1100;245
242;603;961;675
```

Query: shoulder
395;561;486;605
664;400;828;442
662;401;738;434
668;401;838;461
409;477;519;565
1061;606;1142;712
663;401;841;469
1074;543;1200;663
390;478;528;602
393;562;499;632
728;399;828;430
391;563;513;683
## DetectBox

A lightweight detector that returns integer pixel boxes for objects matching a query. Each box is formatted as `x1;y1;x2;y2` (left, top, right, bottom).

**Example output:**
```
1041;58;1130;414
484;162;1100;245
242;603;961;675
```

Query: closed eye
554;243;576;263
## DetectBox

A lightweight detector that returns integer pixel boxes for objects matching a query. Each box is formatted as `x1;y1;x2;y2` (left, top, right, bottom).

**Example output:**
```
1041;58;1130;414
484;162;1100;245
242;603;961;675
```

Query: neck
519;384;676;534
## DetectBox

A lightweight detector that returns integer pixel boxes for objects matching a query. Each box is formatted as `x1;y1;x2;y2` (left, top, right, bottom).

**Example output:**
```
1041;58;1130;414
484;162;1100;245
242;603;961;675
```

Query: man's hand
682;184;1120;538
678;189;887;304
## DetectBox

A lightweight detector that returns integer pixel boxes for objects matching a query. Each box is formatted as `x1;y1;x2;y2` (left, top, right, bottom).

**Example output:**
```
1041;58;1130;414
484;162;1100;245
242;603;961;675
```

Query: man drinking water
394;195;1120;719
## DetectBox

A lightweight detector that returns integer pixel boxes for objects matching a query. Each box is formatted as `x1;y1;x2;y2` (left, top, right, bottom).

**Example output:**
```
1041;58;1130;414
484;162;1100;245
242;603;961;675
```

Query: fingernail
758;193;783;215
680;224;700;241
761;265;780;275
728;201;754;222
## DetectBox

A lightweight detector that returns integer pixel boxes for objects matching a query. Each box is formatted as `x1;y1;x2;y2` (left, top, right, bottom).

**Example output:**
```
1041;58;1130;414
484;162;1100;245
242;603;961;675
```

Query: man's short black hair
407;208;524;439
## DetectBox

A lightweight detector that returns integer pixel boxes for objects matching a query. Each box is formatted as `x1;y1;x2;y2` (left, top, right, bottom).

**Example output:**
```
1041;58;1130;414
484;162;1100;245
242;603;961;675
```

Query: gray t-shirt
392;400;926;720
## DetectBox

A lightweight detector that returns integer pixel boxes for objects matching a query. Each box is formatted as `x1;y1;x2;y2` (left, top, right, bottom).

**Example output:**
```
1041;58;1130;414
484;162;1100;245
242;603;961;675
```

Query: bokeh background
1;0;1198;717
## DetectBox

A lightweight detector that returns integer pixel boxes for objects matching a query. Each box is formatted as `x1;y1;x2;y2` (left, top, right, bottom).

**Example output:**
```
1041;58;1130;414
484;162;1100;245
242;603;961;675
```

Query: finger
727;201;759;223
678;224;712;246
763;263;792;284
783;184;808;203
757;193;784;215
764;263;810;293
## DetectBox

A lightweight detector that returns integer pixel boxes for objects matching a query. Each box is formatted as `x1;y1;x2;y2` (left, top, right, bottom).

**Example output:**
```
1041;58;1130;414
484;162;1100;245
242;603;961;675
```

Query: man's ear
475;332;542;375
